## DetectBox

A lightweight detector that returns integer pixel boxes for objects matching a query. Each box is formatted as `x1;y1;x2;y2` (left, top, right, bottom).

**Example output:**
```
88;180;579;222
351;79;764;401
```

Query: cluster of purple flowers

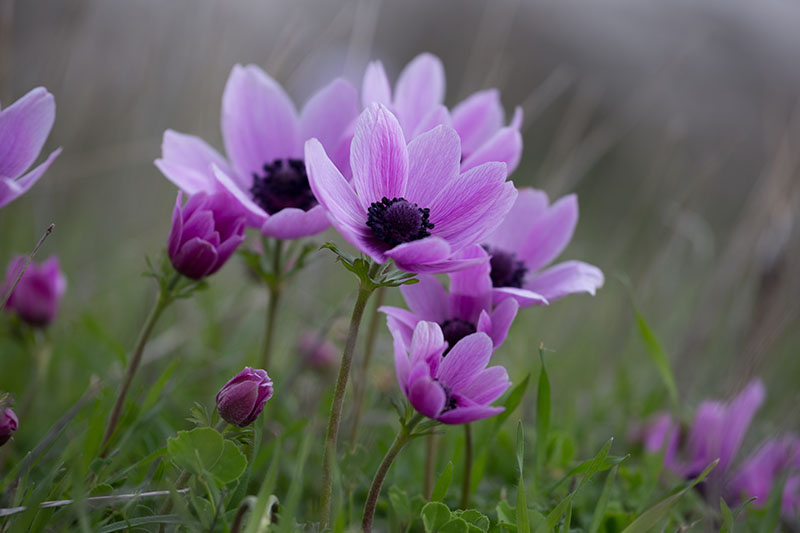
638;380;800;517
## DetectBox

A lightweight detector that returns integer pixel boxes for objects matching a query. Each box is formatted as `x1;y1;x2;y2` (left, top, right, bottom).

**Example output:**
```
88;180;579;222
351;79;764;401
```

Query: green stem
319;264;380;527
347;287;386;450
460;423;473;508
99;273;180;456
260;239;283;369
362;413;425;532
424;434;437;500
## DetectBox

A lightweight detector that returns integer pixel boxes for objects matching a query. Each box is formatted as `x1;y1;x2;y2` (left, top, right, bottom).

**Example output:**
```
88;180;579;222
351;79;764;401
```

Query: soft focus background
2;0;800;503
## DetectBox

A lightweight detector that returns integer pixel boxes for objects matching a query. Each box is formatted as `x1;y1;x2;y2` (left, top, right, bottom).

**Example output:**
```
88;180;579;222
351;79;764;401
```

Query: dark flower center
250;158;317;215
435;381;459;413
366;197;434;247
440;318;476;354
484;246;528;288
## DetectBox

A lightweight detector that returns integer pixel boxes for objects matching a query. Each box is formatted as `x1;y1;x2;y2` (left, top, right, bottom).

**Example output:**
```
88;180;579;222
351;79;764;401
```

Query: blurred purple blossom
728;436;800;517
3;255;66;327
0;406;18;447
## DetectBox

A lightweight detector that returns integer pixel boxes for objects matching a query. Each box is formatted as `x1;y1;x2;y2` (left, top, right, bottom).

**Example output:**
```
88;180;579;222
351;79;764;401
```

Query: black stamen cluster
366;197;434;247
441;318;477;354
250;158;317;215
484;246;528;288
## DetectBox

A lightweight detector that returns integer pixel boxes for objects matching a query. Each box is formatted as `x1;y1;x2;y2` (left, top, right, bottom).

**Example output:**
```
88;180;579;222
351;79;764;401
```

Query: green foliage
166;427;247;485
432;461;454;502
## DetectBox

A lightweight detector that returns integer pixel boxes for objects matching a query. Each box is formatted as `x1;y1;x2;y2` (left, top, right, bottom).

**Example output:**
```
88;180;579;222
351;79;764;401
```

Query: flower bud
0;407;18;446
168;191;246;280
3;255;66;327
297;331;338;372
215;367;273;427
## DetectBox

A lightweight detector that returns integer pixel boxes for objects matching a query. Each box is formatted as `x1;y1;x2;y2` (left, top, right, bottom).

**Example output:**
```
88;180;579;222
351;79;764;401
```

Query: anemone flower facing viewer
362;53;523;174
306;104;516;273
156;65;359;239
481;188;604;307
392;320;510;424
0;88;61;209
380;246;518;349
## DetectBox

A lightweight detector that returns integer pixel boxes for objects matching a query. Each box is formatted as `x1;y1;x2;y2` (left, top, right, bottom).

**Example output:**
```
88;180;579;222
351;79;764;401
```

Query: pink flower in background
392;321;510;425
297;331;339;372
728;436;800;517
381;246;518;350
481;188;604;308
0;406;18;447
216;367;274;427
0;88;61;209
156;65;359;239
3;255;66;327
362;53;523;173
306;104;516;273
167;191;246;279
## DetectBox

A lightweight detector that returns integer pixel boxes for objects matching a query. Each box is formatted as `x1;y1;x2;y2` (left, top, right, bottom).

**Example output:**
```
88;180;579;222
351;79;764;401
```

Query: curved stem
460;423;473;508
362;413;424;532
347;287;386;450
260;239;283;369
319;269;378;527
100;273;180;456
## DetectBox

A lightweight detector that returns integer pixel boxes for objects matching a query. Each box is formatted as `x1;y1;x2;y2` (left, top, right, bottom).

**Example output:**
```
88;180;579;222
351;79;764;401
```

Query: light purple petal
300;78;359;174
437;405;504;425
452;89;504;158
409;377;446;419
524;260;604;302
393;53;445;137
167;191;184;257
401;254;489;274
221;64;300;184
436;332;493;392
0;87;55;179
260;204;330;239
385;236;451;272
173;237;219;279
155;130;230;194
719;380;766;472
381;306;419;348
350;104;409;207
484;188;549;252
486;298;518;348
391;326;412;392
210;222;246;273
461;125;523;175
518;194;579;272
409;320;446;366
467;182;519;247
412;105;453;138
0;148;61;209
211;165;268;228
305;138;367;232
398;274;448;322
405;125;461;208
492;286;549;308
459;366;511;404
361;61;392;109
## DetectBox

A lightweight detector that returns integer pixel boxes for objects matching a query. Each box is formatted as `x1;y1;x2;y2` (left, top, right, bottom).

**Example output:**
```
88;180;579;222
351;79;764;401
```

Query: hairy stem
460;423;473;508
100;273;180;456
362;413;424;532
347;287;386;450
319;265;379;527
260;239;283;369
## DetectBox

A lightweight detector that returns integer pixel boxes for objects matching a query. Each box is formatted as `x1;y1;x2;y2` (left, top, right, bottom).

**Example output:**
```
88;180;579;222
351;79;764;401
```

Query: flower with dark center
481;188;605;308
380;246;518;350
0;87;61;209
306;104;518;273
156;66;359;239
250;158;317;215
366;197;433;247
392;321;510;425
362;53;524;174
484;247;527;288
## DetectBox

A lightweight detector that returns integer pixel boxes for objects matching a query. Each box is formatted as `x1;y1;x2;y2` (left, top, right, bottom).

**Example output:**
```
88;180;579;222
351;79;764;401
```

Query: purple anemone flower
168;191;246;280
3;255;66;327
392;320;510;425
362;53;523;173
638;380;766;482
0;88;61;209
728;436;800;517
380;245;518;350
156;65;359;239
306;104;517;273
216;367;274;427
480;188;604;307
0;406;18;447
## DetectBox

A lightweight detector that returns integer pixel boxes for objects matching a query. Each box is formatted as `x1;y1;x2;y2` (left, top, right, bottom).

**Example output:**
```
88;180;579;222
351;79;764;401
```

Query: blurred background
2;0;799;458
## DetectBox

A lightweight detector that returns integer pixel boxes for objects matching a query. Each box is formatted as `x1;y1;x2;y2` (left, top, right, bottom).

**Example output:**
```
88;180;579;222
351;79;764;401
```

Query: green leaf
422;501;453;532
516;422;530;533
440;517;470;532
760;471;787;533
497;374;531;428
389;485;412;521
453;510;490;531
720;498;734;533
97;515;184;532
496;500;516;525
432;461;454;502
166;427;224;475
621;459;718;533
536;348;550;477
209;439;247;485
633;309;678;406
588;465;618;533
558;502;572;533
